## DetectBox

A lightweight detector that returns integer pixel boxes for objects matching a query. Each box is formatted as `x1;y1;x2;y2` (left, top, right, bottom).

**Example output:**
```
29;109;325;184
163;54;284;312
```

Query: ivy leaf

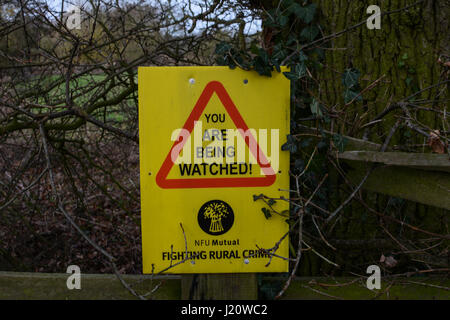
258;48;270;64
215;42;231;55
249;42;260;55
273;62;281;73
310;98;323;117
261;207;272;219
263;9;278;28
283;71;298;81
286;2;300;15
300;137;312;148
332;134;348;153
313;47;325;60
344;88;362;104
281;134;298;153
215;57;227;66
298;51;308;62
253;194;264;201
295;3;317;24
271;45;285;72
403;129;412;138
342;68;360;88
252;48;273;76
258;276;283;300
254;62;272;76
281;0;295;8
303;3;317;24
264;9;289;28
283;62;306;80
271;43;287;62
286;33;297;46
317;139;328;150
405;77;413;86
294;158;305;171
253;61;272;77
294;63;307;77
300;25;319;42
278;14;289;28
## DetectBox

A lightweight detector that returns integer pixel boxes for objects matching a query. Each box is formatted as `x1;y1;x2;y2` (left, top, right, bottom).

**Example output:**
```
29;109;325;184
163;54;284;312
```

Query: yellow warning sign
139;66;290;273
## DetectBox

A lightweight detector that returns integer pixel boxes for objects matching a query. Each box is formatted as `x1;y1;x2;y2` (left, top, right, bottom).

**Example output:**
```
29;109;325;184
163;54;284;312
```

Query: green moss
261;276;450;300
0;272;181;300
299;0;450;277
316;0;444;142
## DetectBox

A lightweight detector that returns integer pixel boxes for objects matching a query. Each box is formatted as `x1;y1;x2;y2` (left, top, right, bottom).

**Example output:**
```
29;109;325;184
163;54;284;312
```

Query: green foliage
215;0;368;237
253;193;264;201
343;89;362;104
292;3;317;24
332;134;349;153
342;68;360;88
253;48;274;76
300;25;320;42
281;134;298;153
215;0;320;78
258;275;286;300
283;62;306;80
264;8;289;28
342;68;362;104
214;0;346;136
261;207;272;219
212;0;449;284
309;98;322;117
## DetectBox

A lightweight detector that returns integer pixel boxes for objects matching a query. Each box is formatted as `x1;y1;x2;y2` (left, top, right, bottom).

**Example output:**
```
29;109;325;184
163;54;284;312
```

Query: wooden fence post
181;274;257;300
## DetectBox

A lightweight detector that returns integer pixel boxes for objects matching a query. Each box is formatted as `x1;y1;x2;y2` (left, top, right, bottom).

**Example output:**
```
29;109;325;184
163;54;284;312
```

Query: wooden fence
0;271;449;300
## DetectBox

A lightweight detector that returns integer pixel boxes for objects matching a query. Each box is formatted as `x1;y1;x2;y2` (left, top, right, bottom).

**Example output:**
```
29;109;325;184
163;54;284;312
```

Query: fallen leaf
384;255;398;268
380;254;398;268
428;130;446;154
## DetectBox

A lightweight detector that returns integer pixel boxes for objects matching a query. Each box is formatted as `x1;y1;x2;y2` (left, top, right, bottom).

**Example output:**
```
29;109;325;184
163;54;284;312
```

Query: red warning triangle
156;81;276;189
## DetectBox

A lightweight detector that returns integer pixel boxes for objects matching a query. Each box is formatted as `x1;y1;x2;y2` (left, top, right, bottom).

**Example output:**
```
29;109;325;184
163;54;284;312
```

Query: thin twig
301;284;344;300
326;119;400;224
275;212;303;299
39;122;147;300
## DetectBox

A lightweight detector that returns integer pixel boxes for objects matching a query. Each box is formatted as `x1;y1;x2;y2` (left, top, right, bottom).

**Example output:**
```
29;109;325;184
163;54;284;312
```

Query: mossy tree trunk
317;0;449;140
297;0;449;276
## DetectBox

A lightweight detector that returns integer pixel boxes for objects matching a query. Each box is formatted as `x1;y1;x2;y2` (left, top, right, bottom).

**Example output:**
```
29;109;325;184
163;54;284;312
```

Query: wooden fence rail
0;272;448;300
298;125;450;210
